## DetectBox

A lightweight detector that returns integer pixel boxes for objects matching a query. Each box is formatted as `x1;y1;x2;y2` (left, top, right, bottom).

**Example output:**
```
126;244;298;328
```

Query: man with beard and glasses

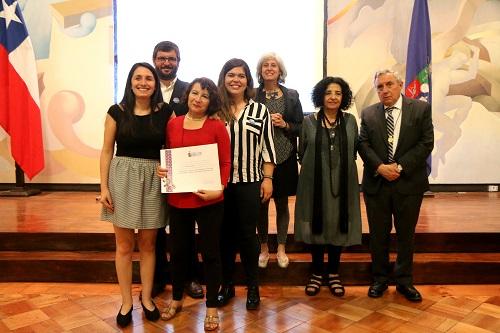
153;41;189;116
151;41;204;299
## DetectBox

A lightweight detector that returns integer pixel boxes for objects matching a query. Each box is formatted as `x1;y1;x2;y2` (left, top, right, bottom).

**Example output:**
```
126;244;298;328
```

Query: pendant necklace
322;114;338;151
186;113;206;121
265;89;280;99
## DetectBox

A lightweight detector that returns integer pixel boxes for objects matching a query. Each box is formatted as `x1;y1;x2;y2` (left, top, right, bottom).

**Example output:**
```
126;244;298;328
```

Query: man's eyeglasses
156;56;177;63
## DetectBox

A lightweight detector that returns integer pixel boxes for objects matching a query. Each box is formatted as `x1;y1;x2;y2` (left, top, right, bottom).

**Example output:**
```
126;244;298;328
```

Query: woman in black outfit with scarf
294;77;361;297
254;52;303;269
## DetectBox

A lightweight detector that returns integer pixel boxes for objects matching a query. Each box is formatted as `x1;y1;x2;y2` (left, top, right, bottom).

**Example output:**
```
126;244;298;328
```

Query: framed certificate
160;143;221;193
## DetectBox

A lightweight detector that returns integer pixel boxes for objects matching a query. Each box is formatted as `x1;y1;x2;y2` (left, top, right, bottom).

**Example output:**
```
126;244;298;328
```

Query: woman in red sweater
158;77;230;331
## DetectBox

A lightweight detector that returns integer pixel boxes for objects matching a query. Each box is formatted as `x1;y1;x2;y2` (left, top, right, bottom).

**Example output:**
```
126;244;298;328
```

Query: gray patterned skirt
101;156;167;229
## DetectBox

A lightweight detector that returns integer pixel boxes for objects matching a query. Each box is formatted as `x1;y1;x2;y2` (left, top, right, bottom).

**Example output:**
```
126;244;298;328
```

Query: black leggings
310;244;343;275
169;202;223;308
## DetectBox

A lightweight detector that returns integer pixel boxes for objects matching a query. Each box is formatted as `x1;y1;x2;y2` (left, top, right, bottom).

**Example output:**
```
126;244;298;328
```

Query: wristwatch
397;164;403;173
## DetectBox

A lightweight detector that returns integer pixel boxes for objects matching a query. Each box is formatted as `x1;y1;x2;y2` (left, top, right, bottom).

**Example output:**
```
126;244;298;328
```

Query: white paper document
160;143;221;193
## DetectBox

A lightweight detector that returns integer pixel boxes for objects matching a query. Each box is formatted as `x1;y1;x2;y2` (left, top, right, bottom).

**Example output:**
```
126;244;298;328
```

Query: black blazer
169;79;189;116
254;84;304;152
358;96;434;195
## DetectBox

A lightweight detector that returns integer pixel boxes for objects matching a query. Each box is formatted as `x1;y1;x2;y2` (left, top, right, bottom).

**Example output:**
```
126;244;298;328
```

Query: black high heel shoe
116;305;133;327
141;300;160;321
246;285;260;310
216;284;235;307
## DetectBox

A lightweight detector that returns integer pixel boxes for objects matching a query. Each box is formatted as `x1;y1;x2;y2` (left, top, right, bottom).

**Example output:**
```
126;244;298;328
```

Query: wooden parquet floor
1;192;499;233
0;283;499;332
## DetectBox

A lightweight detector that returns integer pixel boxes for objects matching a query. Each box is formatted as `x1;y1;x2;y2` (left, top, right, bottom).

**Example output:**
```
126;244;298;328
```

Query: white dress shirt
160;77;177;103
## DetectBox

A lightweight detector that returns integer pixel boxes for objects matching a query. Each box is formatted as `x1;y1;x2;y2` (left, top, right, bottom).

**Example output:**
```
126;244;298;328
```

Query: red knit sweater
166;116;231;208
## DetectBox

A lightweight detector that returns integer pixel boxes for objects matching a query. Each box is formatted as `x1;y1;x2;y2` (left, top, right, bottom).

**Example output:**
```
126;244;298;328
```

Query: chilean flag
404;0;432;174
0;0;44;179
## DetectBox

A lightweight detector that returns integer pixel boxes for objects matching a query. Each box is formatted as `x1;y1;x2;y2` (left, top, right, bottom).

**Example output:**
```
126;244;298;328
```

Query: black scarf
312;109;349;234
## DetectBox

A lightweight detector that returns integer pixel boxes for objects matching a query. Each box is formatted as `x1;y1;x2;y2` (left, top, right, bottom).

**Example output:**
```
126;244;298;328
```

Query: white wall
116;0;324;114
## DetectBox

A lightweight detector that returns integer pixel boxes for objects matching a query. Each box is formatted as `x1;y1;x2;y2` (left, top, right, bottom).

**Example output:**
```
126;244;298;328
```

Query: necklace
265;89;280;100
323;112;338;128
321;115;338;152
186;113;206;121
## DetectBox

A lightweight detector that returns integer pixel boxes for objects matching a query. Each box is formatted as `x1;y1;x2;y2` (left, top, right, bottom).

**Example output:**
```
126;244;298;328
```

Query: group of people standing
99;40;434;330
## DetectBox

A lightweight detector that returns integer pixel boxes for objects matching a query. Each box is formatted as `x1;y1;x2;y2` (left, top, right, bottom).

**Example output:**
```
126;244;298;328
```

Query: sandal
160;303;182;321
277;252;289;268
305;273;322;296
258;252;270;268
327;273;345;297
204;314;219;331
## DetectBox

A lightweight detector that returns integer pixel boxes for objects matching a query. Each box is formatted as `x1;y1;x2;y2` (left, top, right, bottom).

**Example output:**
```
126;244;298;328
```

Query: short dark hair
183;77;221;117
152;41;180;62
311;76;353;111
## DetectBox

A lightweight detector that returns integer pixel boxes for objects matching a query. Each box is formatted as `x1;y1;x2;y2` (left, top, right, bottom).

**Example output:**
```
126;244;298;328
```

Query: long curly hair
311;76;353;111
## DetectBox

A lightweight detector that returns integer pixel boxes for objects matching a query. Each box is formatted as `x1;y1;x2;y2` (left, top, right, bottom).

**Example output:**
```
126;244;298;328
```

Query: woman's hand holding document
160;143;221;194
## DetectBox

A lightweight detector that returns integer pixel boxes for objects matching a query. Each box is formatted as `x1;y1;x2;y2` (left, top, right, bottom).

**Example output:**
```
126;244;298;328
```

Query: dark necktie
386;107;395;162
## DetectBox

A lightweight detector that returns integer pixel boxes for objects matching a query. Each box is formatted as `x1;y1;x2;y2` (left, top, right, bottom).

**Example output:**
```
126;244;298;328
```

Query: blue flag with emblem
404;0;432;175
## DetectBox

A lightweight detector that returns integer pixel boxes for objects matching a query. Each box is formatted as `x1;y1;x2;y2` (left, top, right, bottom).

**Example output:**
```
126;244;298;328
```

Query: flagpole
0;164;41;197
404;0;434;197
1;0;45;187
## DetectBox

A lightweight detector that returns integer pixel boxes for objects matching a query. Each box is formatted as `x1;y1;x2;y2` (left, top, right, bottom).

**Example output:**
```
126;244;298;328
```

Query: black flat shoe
396;285;422;302
368;282;388;298
216;284;235;307
185;280;204;299
141;301;160;321
246;285;260;310
116;305;132;327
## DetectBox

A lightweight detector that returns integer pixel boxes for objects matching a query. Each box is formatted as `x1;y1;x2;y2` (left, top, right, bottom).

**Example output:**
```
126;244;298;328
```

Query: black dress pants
153;222;199;286
169;202;223;307
364;182;423;286
220;182;261;287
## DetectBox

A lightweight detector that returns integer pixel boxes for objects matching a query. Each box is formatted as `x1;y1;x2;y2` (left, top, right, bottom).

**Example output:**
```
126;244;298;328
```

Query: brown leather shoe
185;280;204;299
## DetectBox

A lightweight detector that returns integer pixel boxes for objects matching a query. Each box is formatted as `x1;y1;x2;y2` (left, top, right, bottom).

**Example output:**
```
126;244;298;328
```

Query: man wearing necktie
358;69;434;302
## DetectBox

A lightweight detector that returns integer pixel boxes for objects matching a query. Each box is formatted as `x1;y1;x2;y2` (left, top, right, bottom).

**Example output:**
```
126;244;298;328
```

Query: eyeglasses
156;56;177;63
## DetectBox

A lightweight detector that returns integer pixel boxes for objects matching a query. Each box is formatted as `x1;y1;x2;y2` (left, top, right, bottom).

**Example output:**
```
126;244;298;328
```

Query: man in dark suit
152;41;188;116
151;41;203;299
358;69;434;302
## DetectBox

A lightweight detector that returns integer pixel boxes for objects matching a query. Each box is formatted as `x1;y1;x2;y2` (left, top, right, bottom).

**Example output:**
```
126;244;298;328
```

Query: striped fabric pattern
228;100;276;183
386;107;395;163
101;156;167;229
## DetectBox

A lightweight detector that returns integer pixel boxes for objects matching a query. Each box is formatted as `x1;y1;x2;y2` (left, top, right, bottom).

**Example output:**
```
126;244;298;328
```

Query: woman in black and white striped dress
99;62;173;327
216;58;276;311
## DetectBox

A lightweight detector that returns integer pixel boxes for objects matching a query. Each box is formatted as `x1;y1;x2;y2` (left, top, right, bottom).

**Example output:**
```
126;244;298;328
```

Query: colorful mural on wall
0;0;113;183
327;0;500;183
1;0;498;184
